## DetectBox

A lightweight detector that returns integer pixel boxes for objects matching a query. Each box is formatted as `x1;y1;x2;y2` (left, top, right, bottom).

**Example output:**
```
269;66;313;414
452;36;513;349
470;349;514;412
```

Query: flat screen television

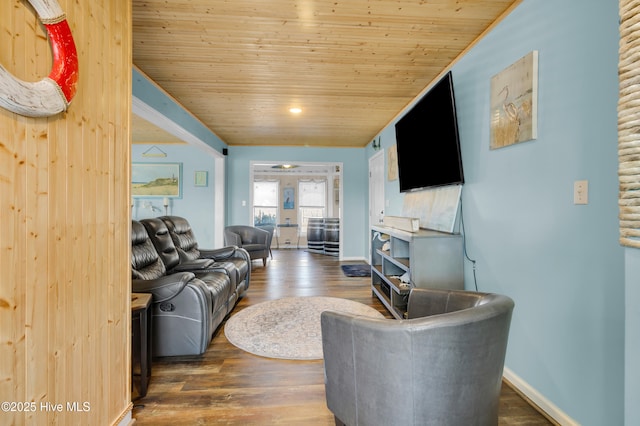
395;71;464;193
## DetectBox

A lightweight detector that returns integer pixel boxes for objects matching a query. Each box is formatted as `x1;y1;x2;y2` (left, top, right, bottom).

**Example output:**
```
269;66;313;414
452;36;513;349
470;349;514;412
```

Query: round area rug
224;296;384;360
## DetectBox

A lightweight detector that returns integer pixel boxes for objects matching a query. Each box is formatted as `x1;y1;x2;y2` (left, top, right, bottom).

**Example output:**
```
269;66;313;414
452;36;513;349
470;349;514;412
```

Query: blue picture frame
283;187;294;209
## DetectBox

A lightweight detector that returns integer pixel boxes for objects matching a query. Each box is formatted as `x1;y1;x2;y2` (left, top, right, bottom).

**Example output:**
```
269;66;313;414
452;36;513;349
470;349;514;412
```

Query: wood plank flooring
132;249;554;425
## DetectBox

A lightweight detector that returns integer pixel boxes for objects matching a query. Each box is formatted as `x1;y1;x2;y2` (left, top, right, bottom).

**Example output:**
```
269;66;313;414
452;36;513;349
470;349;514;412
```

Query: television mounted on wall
395;71;464;193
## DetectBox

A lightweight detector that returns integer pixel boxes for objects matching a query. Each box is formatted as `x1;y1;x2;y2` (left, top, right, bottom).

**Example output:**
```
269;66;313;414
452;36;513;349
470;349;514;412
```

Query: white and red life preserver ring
0;0;79;117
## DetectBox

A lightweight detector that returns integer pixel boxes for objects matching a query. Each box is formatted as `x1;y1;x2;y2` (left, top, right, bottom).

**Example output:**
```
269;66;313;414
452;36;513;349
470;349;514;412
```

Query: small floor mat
340;264;371;277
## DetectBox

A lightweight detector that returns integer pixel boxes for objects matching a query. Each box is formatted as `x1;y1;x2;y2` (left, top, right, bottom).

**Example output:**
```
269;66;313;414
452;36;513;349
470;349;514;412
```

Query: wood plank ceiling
132;0;520;148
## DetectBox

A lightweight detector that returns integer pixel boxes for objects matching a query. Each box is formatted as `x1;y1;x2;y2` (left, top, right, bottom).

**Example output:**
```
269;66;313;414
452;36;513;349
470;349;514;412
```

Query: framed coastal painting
283;187;294;209
132;162;182;198
490;50;538;149
387;144;398;181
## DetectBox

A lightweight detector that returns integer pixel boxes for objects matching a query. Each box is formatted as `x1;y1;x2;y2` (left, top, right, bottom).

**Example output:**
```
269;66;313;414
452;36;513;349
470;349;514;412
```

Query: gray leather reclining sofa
131;219;250;357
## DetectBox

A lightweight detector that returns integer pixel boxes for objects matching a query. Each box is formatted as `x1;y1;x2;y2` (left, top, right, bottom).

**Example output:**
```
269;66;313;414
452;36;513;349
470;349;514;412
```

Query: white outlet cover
574;180;588;205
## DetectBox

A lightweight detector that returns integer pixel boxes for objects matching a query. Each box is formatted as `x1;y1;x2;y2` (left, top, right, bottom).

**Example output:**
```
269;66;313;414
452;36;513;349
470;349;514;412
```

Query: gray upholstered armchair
256;224;275;259
321;288;515;426
224;225;271;266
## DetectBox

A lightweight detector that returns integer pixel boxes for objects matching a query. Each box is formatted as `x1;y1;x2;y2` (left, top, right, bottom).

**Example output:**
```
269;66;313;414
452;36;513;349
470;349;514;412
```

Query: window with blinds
254;180;279;226
298;180;327;234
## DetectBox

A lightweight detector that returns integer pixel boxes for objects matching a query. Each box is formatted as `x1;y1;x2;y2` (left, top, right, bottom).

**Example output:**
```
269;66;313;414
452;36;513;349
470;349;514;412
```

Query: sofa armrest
171;258;216;272
199;245;238;259
132;272;196;303
199;246;251;287
200;246;251;264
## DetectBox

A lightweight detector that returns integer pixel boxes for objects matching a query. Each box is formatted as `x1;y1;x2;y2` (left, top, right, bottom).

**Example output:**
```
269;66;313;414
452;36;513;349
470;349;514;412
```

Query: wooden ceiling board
132;114;187;144
132;0;520;147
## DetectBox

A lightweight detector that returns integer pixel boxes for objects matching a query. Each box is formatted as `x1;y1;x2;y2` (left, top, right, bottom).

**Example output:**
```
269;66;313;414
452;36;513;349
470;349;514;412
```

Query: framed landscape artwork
132;162;182;198
490;50;538;149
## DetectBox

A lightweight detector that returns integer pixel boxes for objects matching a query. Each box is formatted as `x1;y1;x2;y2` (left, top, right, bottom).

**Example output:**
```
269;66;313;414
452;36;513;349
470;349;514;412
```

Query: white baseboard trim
503;367;578;425
340;256;368;262
114;403;133;426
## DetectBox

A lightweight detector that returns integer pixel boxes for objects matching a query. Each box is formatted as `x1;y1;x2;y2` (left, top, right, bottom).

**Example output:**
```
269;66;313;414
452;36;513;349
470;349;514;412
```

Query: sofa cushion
131;220;166;280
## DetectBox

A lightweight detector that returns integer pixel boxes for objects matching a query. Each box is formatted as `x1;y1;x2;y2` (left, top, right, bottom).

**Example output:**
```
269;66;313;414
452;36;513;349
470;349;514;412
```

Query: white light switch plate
574;180;588;205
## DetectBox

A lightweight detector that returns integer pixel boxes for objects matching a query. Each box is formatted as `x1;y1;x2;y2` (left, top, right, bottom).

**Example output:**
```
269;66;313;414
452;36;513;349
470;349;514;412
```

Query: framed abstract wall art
490;51;539;149
283;187;294;209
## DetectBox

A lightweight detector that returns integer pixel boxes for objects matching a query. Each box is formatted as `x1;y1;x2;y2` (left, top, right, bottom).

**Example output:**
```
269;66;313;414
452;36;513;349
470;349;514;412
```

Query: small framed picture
283;187;294;209
194;171;208;187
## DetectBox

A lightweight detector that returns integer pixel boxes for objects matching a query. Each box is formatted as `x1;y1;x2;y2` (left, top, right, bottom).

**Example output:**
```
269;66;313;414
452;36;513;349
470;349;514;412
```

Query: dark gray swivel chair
321;288;514;426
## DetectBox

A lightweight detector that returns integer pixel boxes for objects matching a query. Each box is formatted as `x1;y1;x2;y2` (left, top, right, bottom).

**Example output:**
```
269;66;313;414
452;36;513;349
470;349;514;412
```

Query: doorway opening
250;161;343;258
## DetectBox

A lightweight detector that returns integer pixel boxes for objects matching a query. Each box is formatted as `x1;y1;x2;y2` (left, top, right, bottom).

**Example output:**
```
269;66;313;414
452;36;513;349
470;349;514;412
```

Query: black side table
131;293;152;399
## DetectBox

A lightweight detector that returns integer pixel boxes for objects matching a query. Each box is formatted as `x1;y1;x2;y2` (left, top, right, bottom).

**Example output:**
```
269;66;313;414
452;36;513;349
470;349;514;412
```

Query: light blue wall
226;146;369;259
625;249;640;426
132;144;219;247
368;0;625;424
457;1;623;424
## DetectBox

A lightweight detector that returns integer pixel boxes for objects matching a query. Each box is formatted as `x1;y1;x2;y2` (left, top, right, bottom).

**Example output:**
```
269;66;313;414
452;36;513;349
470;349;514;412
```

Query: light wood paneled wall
0;1;132;424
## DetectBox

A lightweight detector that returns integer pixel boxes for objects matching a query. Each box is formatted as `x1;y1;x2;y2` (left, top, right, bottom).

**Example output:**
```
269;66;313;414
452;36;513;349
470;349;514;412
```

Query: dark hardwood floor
132;249;554;425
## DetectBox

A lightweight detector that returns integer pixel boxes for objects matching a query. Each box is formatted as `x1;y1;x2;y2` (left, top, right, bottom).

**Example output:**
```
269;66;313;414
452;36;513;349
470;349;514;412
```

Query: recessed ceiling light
289;107;302;114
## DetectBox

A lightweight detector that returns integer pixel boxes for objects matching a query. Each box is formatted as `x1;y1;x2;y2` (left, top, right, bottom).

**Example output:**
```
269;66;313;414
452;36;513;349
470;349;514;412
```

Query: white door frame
250;161;344;259
368;151;385;262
